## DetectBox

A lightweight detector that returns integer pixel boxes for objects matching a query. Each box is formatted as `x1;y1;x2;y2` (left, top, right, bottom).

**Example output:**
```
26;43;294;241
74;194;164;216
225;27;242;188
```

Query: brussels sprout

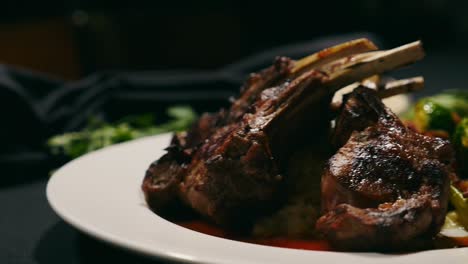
453;118;468;176
429;90;468;117
413;99;456;133
453;118;468;148
411;90;468;134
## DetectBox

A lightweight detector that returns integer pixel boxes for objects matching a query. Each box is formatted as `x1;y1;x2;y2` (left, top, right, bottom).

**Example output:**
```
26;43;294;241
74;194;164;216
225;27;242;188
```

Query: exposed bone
230;39;379;121
262;41;425;135
331;76;425;110
318;51;383;75
327;41;425;88
379;76;424;98
291;38;378;75
362;75;381;90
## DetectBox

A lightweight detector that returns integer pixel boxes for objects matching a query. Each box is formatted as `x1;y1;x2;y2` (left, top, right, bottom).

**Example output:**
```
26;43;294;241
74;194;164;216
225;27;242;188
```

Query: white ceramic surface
47;133;468;264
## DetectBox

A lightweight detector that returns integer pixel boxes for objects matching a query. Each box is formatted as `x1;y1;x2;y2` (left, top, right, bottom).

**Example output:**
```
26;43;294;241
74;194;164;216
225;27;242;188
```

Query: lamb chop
143;40;426;229
142;39;378;214
316;87;456;251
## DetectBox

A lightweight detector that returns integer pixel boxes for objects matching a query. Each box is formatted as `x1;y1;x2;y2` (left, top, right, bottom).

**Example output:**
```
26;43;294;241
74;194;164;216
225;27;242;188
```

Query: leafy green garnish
47;106;197;159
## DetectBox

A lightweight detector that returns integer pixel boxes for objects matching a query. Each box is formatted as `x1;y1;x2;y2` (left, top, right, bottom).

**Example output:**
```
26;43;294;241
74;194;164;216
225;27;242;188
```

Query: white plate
47;133;468;264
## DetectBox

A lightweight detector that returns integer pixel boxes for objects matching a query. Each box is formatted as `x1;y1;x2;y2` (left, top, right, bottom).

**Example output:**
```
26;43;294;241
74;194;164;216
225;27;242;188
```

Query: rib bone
291;38;378;75
379;76;424;98
327;41;425;87
230;39;378;122
265;42;425;136
331;76;425;110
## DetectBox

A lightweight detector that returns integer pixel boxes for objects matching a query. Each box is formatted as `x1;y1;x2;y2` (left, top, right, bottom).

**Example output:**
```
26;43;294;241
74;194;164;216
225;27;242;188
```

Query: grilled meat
142;57;293;213
143;39;427;230
316;87;455;250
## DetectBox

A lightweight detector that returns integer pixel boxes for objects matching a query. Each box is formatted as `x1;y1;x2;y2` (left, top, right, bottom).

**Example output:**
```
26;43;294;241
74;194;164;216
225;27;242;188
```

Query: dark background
1;1;468;264
0;1;467;79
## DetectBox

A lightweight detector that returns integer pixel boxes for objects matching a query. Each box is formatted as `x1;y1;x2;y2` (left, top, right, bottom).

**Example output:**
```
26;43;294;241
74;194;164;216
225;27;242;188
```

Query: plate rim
46;133;468;264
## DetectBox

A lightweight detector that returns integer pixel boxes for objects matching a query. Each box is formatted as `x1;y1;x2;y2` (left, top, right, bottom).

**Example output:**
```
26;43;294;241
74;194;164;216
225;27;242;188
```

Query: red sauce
177;220;331;251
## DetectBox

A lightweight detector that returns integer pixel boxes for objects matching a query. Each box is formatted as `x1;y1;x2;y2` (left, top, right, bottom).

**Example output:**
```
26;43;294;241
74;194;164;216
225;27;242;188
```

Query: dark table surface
2;49;468;264
2;180;163;264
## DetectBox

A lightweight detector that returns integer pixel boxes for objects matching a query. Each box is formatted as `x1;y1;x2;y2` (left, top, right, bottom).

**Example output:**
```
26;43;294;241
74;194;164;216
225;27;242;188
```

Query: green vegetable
427;90;468;117
450;185;468;229
48;106;197;159
414;98;456;133
453;118;468;149
409;90;468;134
453;118;468;176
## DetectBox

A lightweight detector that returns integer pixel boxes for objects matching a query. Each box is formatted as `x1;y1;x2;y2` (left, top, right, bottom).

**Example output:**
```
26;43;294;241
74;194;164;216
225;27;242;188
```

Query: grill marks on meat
180;70;327;227
142;39;435;239
142;57;293;214
317;198;435;251
316;87;455;251
142;38;379;219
